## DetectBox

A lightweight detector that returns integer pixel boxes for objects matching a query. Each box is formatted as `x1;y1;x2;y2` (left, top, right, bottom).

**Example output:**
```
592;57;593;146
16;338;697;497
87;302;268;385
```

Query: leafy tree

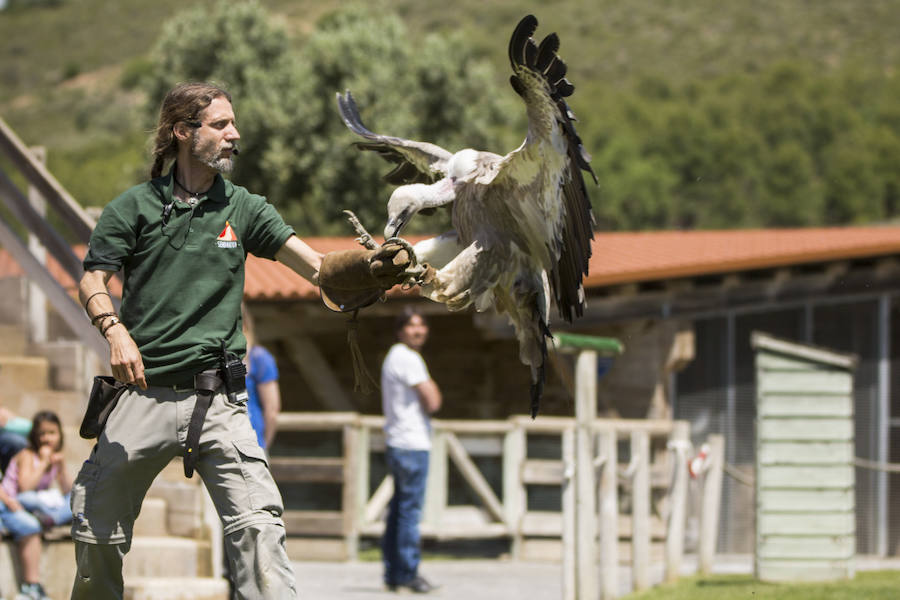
144;1;515;236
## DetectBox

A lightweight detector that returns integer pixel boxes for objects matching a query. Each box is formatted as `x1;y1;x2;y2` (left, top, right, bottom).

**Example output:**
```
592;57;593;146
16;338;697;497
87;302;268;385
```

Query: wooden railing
272;412;725;596
0;116;107;358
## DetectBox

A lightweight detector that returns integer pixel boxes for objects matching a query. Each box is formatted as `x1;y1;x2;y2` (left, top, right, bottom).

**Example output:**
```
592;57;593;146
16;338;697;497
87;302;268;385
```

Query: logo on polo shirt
216;221;239;249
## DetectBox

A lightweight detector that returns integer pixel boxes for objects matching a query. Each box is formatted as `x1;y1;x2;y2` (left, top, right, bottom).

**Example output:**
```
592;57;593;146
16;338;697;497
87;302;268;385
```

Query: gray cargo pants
69;385;297;599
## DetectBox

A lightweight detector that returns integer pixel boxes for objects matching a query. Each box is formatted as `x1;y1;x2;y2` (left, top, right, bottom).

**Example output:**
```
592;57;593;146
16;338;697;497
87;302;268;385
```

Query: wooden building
242;226;900;557
2;224;900;557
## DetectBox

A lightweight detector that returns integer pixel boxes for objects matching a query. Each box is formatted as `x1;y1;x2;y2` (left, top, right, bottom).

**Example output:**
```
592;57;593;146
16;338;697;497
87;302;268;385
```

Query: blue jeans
0;430;27;473
382;446;429;586
19;489;73;525
0;490;72;539
0;502;41;540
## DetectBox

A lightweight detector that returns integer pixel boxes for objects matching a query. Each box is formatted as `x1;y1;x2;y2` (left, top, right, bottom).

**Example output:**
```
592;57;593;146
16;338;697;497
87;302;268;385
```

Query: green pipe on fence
551;332;624;355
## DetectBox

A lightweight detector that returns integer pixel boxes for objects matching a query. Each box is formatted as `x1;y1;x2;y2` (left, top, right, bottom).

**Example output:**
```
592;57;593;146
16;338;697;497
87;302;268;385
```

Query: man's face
190;96;240;174
398;314;429;351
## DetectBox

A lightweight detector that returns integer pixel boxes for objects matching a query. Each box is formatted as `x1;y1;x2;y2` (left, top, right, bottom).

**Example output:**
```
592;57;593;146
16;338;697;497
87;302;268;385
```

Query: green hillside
1;0;898;229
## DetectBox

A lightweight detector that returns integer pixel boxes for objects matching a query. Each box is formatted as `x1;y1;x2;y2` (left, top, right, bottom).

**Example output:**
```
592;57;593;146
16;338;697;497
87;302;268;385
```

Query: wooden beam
277;412;358;431
665;421;690;582
521;459;565;485
503;425;527;559
0;116;95;243
0;210;108;360
282;336;356;411
269;457;344;483
631;430;651;592
598;431;618;600
574;350;598;600
282;510;344;536
0;169;84;282
699;434;725;575
445;432;507;524
364;475;394;525
342;424;359;558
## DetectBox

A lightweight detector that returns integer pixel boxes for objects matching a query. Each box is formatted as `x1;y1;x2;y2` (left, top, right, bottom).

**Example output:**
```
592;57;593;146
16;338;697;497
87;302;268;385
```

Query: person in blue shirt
242;304;281;450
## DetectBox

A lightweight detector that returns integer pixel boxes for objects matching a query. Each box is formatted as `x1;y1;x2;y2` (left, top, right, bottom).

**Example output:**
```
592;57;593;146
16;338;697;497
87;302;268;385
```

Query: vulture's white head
384;178;457;239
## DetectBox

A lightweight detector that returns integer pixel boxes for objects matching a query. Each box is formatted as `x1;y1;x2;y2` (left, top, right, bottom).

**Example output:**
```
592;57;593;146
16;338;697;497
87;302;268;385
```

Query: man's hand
107;325;147;389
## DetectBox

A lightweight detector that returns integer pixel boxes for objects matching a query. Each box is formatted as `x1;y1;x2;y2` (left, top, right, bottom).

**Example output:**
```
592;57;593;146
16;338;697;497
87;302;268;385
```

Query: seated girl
0;410;72;600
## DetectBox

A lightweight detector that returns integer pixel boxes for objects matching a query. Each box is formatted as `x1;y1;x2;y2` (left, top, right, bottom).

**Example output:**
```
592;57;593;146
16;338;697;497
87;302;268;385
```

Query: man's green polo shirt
84;168;294;386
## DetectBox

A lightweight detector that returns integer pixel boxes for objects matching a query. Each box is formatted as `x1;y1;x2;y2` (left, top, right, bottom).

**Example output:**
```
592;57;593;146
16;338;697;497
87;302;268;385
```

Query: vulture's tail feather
509;15;539;69
536;33;560;72
530;315;552;419
530;366;544;419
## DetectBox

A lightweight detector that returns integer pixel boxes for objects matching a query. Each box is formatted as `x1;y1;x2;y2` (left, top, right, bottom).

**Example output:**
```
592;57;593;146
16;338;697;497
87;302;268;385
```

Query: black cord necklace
173;173;209;204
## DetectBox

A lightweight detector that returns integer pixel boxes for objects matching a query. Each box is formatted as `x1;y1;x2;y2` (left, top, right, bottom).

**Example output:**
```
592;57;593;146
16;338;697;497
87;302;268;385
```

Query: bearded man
73;82;408;599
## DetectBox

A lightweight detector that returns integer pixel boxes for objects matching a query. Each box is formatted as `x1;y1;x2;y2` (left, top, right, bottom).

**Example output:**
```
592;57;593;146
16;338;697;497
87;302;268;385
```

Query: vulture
337;15;596;417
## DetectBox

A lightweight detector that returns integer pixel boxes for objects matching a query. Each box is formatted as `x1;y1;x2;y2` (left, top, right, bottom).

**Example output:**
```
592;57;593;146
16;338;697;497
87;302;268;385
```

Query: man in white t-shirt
381;307;442;594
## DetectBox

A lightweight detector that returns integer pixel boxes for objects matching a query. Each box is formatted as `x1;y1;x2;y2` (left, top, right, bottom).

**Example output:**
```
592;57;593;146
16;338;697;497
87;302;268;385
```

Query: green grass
622;572;900;600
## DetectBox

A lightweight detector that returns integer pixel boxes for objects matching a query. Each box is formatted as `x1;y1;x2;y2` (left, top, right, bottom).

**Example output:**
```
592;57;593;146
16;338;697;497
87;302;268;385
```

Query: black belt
183;368;224;478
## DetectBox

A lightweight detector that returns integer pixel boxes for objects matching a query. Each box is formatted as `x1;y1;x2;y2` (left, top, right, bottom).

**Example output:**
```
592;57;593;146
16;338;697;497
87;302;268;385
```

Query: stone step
124;577;229;600
123;536;213;579
7;388;86;428
32;339;100;393
0;354;49;392
146;477;206;538
0;324;28;356
0;538;76;600
133;497;169;537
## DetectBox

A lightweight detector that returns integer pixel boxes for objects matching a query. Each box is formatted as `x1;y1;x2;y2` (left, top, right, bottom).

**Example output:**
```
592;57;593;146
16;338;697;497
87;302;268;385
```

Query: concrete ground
292;555;900;599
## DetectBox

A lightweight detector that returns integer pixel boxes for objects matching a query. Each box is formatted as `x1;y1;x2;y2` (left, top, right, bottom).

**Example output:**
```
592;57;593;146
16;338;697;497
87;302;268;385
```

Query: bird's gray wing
493;14;596;323
337;91;454;185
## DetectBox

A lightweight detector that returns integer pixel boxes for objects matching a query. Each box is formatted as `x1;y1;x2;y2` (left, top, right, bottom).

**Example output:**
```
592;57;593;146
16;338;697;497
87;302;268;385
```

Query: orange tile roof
4;228;899;301
583;227;900;287
245;227;900;300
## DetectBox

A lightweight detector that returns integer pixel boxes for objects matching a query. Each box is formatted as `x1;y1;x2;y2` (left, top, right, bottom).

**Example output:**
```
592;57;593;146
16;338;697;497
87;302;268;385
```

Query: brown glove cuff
318;249;383;313
318;249;378;288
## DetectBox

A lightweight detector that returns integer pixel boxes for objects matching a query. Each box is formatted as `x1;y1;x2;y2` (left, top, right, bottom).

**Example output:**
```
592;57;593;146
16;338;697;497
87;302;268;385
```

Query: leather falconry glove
317;242;411;312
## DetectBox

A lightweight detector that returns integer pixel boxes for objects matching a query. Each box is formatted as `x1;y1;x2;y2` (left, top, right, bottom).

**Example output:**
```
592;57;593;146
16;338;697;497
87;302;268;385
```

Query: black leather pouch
80;376;128;439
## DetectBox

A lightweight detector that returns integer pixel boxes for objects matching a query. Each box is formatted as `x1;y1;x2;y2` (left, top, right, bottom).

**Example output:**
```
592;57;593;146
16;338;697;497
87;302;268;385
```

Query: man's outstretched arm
79;269;147;389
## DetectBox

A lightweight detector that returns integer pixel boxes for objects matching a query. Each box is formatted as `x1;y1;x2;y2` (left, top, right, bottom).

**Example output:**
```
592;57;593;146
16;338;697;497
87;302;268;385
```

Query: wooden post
665;421;690;582
597;430;618;600
574;349;598;600
631;430;651;592
342;423;359;559
699;434;725;575
27;146;47;344
422;429;448;530
562;427;576;600
355;423;371;526
503;424;527;558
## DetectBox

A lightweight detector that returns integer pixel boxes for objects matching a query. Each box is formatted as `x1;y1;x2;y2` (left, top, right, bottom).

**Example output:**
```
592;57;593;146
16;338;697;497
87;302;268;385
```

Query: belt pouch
80;376;128;439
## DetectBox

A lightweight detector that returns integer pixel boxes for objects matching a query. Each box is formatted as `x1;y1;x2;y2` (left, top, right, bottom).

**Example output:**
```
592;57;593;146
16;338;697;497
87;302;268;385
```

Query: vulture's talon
383;236;419;268
343;210;379;250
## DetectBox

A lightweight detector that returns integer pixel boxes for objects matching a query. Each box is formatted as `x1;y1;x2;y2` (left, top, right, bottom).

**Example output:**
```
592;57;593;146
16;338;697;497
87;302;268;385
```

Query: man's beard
191;134;235;174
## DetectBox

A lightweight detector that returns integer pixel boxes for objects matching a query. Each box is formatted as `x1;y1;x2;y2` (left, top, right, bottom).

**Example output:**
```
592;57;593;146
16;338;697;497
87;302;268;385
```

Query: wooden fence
272;412;725;597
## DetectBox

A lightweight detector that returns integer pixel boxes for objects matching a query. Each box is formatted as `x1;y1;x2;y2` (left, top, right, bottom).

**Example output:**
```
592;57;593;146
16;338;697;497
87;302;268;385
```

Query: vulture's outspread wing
494;14;596;323
337;91;454;185
335;16;597;418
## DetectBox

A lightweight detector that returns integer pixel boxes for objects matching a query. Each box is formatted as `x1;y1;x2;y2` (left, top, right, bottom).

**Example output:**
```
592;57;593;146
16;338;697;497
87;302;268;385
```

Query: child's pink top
1;451;58;497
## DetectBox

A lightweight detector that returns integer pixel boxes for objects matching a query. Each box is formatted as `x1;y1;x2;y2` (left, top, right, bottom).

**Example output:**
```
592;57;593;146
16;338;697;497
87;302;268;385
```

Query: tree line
140;2;900;235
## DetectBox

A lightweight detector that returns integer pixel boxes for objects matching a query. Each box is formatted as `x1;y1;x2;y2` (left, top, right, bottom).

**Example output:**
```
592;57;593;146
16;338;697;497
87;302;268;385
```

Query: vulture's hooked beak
384;219;403;240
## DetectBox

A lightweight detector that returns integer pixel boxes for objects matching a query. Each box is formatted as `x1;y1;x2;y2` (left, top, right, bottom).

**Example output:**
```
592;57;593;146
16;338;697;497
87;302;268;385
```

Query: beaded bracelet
90;311;118;326
101;316;122;337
